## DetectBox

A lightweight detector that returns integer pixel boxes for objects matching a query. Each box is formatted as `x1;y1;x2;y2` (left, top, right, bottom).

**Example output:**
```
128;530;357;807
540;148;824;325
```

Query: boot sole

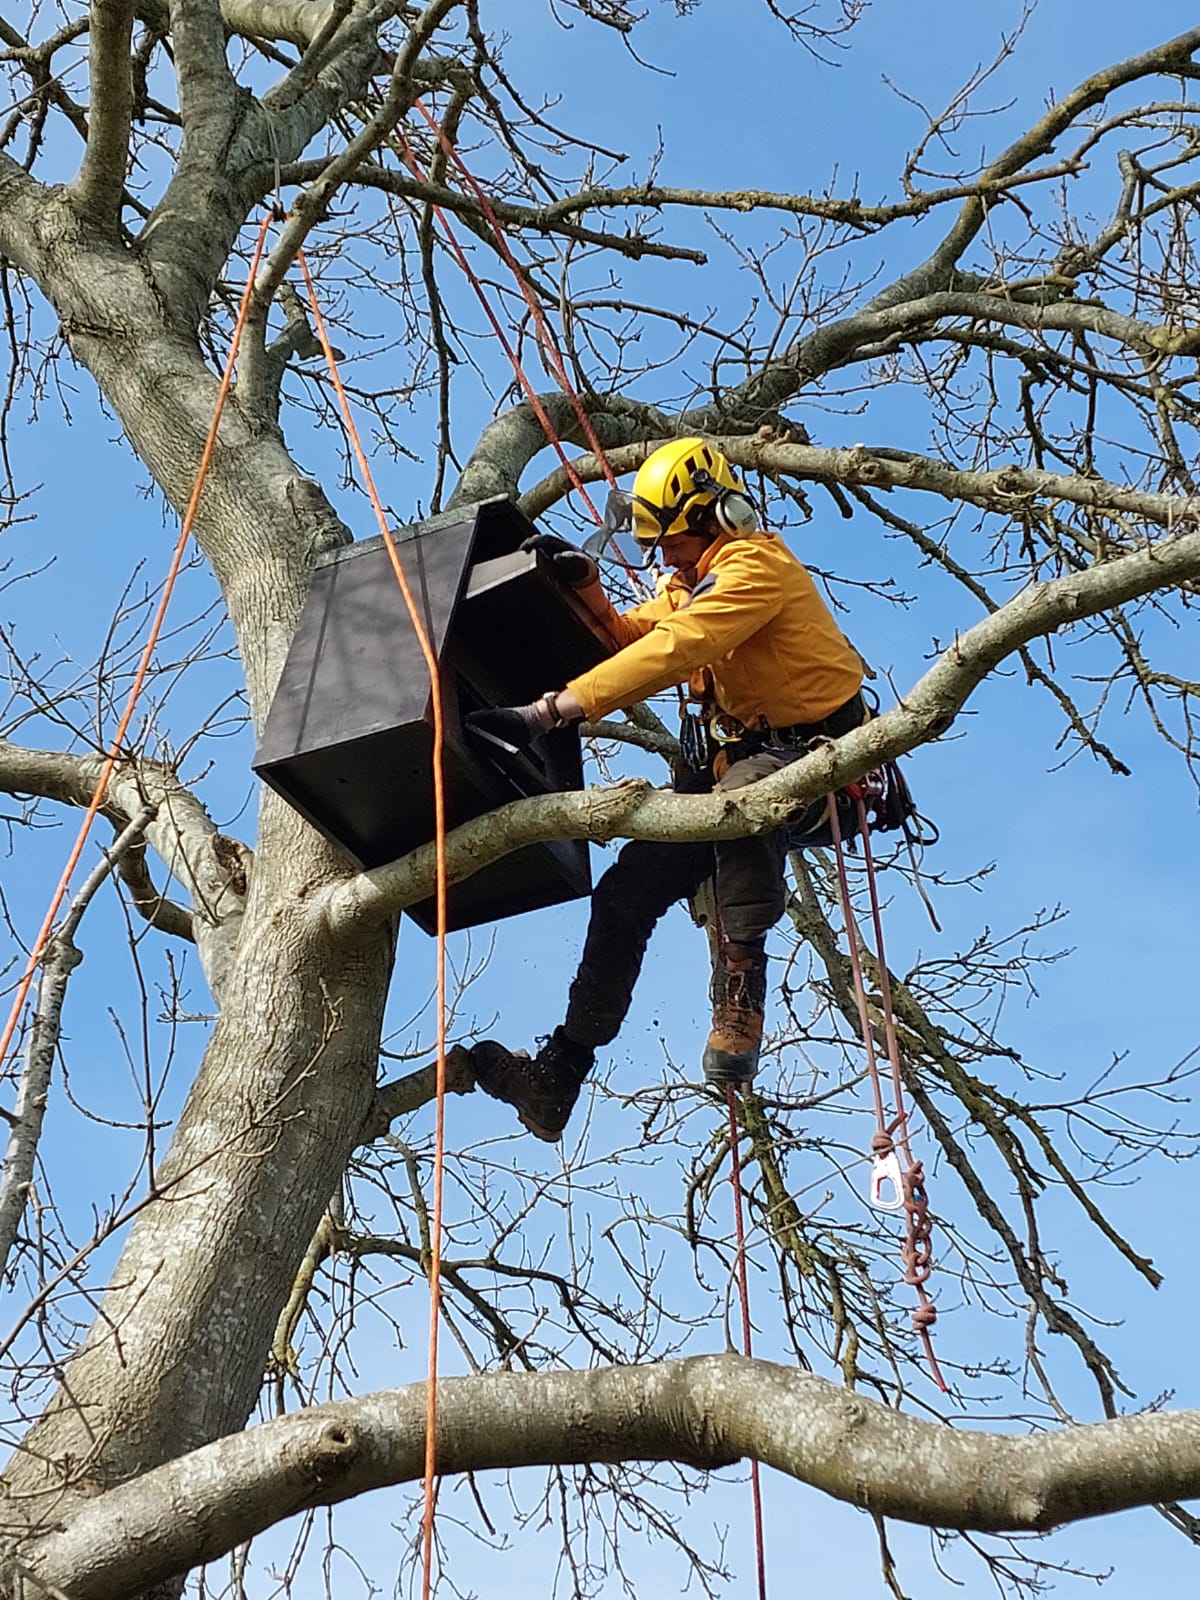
702;1043;760;1087
468;1045;571;1141
518;1112;564;1143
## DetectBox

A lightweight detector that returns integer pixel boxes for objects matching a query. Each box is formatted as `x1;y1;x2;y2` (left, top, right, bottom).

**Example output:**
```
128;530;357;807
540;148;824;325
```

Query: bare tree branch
356;1046;474;1145
276;159;710;263
0;804;157;1279
113;840;196;942
0;153;52;276
169;0;239;157
0;739;247;997
73;0;135;227
220;0;345;46
253;0;464;303
19;1354;1200;1599
319;522;1200;934
531;163;1083;234
871;24;1200;310
521;436;1200;531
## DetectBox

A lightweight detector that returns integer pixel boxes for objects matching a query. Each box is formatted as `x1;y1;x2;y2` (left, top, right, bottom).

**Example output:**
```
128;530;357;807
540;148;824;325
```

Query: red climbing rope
401;104;777;1584
412;101;623;496
394;105;649;592
0;212;276;1083
295;249;452;1598
828;786;947;1391
390;120;606;526
726;1084;769;1600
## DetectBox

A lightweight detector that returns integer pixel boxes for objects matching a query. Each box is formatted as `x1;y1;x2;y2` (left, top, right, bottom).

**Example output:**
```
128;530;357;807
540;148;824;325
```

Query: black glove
520;532;599;589
465;699;557;756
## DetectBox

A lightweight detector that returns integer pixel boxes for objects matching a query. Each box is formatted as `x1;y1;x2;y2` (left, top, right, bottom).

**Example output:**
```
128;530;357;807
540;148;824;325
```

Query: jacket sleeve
569;577;672;650
566;544;783;720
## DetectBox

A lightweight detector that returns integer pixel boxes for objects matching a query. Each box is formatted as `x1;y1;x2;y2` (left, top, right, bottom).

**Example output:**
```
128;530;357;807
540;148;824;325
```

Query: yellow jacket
566;529;863;728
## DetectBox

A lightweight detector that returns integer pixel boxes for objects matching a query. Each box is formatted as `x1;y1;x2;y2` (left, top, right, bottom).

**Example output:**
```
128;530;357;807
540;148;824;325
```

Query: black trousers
562;702;864;1050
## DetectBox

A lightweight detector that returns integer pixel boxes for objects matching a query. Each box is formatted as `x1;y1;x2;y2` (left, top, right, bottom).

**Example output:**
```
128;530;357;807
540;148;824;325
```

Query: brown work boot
702;945;767;1087
468;1027;592;1141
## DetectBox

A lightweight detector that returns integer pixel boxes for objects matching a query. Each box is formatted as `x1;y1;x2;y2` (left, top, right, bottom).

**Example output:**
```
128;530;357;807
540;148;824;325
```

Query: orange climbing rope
0;211;277;1083
393;105;648;591
275;94;644;1599
390;120;606;527
294;249;451;1595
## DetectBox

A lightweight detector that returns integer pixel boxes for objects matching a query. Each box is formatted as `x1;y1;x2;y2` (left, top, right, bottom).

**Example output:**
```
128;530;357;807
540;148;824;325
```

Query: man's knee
716;749;792;792
591;839;710;925
718;880;786;945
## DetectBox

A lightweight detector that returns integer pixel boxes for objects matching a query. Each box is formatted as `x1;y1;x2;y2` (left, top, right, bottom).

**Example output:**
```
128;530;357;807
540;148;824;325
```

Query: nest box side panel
455;550;614;697
252;519;477;861
469;497;543;563
257;520;476;757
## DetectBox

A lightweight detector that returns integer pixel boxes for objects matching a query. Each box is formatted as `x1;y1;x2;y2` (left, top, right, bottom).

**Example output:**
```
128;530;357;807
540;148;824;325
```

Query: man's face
657;530;712;572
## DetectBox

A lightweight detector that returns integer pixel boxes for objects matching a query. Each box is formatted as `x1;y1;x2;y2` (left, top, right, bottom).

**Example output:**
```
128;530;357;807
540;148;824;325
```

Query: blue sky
2;1;1199;1596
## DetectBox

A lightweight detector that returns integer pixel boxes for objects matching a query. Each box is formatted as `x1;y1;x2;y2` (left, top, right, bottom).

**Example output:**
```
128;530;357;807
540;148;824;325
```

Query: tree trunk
0;194;396;1542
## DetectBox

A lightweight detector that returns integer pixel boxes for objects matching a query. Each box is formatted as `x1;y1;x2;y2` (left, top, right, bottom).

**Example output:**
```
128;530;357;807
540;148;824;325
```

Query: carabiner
870;1149;905;1211
708;711;745;747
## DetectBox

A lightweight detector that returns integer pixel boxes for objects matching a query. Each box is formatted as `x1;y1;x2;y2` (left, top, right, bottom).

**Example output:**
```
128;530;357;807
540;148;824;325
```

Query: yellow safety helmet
627;438;756;548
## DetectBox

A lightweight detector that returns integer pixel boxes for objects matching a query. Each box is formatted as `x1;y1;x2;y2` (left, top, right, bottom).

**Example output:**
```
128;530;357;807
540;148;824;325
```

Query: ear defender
693;466;758;533
713;488;758;532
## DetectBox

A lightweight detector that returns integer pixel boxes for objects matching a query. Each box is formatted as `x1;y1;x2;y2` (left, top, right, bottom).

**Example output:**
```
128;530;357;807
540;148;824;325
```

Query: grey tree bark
17;1356;1200;1600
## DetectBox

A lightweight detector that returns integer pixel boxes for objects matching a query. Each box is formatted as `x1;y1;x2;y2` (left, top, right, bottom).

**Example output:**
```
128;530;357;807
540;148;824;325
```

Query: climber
464;437;866;1141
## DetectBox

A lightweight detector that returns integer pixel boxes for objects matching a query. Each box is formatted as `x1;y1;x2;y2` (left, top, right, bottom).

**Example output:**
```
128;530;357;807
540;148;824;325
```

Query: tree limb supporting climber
464;438;871;1140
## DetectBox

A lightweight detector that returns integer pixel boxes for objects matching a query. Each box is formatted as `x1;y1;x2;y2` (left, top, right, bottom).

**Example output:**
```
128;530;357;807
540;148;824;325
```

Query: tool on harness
679;708;712;775
708;709;746;746
852;692;940;922
851;758;914;835
855;754;941;929
869;756;924;836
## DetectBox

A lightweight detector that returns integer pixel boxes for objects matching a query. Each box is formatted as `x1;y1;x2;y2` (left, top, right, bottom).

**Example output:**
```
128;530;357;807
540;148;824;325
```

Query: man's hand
520;533;599;589
466;702;553;755
466;690;583;756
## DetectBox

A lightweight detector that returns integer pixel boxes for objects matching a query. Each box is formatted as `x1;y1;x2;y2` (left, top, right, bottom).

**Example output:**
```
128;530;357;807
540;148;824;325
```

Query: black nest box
253;498;614;934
